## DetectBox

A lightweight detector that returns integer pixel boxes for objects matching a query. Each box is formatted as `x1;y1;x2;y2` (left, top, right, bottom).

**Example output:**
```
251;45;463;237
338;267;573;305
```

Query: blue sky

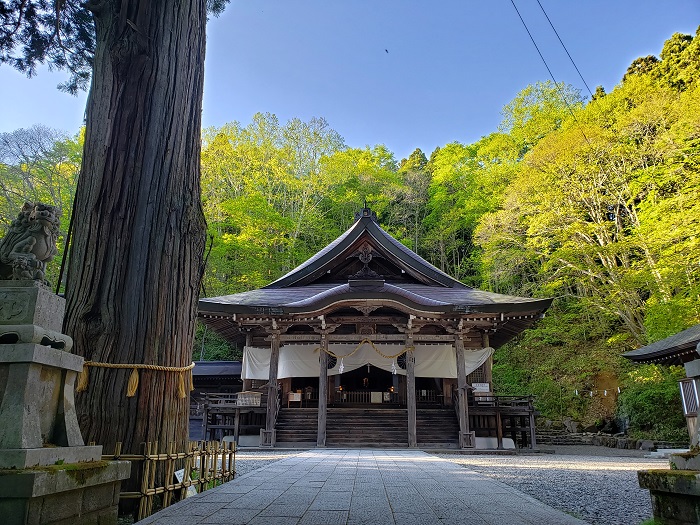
1;1;698;160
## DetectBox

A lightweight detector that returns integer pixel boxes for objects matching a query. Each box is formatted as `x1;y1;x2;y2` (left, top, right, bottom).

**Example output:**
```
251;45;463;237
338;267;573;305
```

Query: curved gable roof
266;208;465;289
198;208;553;334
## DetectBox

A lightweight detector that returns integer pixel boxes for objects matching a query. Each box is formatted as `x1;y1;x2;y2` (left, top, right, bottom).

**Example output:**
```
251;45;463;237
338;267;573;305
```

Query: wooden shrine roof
199;281;551;317
266;207;464;289
192;360;242;377
623;324;700;365
198;208;552;348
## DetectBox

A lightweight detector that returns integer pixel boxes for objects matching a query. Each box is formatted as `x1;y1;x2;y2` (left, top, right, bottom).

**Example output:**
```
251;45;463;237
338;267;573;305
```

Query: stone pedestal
0;461;130;525
638;453;700;525
0;281;129;524
638;468;700;525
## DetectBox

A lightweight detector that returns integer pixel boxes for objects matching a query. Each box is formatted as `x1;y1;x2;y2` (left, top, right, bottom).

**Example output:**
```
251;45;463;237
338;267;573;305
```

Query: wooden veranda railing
101;440;236;522
453;393;537;449
203;391;268;441
333;390;404;404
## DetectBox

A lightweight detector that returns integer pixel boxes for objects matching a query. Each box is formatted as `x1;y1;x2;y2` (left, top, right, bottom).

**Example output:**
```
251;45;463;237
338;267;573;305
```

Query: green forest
2;28;699;441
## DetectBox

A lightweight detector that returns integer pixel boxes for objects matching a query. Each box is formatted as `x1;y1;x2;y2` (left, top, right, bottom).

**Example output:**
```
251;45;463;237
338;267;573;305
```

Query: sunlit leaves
0;125;82;288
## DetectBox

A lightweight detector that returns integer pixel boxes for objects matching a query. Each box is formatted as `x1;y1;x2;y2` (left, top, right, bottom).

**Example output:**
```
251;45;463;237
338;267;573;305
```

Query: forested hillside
2;28;698;439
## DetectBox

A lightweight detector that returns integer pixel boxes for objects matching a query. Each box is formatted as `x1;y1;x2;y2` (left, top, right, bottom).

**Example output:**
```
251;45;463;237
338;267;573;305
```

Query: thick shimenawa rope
76;361;195;398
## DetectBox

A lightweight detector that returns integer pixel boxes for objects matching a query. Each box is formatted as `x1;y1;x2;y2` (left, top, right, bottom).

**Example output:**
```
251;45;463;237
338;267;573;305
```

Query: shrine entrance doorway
332;364;403;406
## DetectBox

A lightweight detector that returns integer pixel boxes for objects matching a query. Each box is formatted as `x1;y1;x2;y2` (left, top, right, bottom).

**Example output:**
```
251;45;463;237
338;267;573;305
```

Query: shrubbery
616;364;688;442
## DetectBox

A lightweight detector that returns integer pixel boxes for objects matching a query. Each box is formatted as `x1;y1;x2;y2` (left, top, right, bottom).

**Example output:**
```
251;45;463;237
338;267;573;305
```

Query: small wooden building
624;324;700;445
189;361;243;440
198;208;551;448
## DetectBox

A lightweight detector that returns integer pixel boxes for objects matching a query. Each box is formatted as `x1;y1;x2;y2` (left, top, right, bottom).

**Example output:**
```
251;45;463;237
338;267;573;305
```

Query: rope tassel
177;371;186;399
76;363;90;392
127;368;140;397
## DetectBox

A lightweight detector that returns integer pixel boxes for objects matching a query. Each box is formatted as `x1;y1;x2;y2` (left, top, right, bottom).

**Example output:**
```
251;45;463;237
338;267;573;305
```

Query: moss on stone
37;461;111;485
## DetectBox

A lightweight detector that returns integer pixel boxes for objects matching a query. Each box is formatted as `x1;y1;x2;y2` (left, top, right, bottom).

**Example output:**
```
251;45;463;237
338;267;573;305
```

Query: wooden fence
101;440;237;521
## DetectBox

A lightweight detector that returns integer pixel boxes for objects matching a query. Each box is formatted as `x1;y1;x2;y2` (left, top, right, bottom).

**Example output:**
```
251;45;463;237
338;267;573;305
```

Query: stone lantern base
0;282;130;524
0;461;131;525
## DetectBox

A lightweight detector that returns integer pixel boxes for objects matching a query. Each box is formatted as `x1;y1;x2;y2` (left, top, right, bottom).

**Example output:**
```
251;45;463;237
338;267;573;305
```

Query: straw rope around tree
76;361;195;398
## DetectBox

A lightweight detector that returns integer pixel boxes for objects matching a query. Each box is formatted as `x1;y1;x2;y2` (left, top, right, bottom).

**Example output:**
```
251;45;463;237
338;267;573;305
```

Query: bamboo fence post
198;441;206;493
137;442;149;521
147;441;158;517
163;442;175;508
180;442;192;500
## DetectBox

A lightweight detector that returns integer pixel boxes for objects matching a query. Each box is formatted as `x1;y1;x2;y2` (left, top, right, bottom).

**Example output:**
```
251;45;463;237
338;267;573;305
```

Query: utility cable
536;0;594;98
508;0;592;146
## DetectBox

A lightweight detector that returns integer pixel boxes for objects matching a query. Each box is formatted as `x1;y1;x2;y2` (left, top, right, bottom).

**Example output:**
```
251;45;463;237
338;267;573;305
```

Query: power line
508;0;592;146
536;0;594;98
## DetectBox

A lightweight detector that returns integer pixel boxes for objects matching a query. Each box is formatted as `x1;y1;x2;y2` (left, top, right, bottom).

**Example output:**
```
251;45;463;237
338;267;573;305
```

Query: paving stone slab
297;510;349;525
258;503;311;517
393;511;441;525
246;516;301;525
137;449;589;525
198;507;262;524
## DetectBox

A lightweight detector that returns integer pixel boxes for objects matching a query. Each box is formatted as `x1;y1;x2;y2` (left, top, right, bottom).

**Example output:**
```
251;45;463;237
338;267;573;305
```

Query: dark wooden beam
317;331;329;447
455;333;472;449
264;329;281;445
406;325;417;448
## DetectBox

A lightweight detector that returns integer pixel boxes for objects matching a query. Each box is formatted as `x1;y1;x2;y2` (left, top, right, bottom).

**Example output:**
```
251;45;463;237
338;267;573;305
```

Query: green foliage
498;80;583;158
0;1;229;93
617;365;687;442
624;26;700;90
0;125;82;289
493;299;623;424
192;321;240;361
0;1;95;93
200;113;349;295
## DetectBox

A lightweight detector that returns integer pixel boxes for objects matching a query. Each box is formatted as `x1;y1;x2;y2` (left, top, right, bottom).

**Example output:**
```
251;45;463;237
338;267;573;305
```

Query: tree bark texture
64;0;207;455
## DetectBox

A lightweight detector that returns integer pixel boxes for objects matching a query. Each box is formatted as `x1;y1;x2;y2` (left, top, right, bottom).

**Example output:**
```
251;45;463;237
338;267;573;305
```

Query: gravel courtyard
436;445;669;525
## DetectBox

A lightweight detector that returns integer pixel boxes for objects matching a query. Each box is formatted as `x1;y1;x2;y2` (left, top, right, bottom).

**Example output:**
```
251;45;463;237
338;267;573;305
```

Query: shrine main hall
198;208;551;449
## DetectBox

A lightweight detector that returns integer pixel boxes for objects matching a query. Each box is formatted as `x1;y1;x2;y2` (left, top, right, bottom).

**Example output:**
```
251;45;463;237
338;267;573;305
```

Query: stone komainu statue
0;202;60;283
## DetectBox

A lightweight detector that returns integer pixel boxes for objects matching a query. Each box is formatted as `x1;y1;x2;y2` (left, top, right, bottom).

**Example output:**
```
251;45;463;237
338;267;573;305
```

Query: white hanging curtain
241;344;493;380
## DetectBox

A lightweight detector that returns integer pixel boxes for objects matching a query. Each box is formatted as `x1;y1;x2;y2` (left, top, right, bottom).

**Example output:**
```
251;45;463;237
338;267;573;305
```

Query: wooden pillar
496;398;504;450
529;396;537;449
243;331;253;391
317;332;328;447
233;408;241;444
265;329;280;435
455;334;472;448
482;332;493;388
406;330;417;448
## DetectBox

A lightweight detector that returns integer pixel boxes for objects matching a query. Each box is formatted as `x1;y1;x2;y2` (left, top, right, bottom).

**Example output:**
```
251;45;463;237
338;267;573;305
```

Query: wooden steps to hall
417;408;460;447
275;408;318;445
327;408;408;447
274;407;459;448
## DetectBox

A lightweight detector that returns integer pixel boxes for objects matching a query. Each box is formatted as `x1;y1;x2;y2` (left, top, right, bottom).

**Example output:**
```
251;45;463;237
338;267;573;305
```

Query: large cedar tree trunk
64;1;207;455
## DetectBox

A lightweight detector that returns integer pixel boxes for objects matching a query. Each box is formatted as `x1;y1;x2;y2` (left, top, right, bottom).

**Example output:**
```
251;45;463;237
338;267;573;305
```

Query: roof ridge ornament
354;207;377;222
349;244;383;281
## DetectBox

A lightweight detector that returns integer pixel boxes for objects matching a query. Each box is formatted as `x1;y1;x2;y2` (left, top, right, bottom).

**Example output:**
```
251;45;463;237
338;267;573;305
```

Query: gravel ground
234;449;301;477
437;445;669;525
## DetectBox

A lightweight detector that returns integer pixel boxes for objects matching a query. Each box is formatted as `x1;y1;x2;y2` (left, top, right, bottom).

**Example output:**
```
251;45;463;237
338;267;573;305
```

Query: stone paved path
139;449;589;525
